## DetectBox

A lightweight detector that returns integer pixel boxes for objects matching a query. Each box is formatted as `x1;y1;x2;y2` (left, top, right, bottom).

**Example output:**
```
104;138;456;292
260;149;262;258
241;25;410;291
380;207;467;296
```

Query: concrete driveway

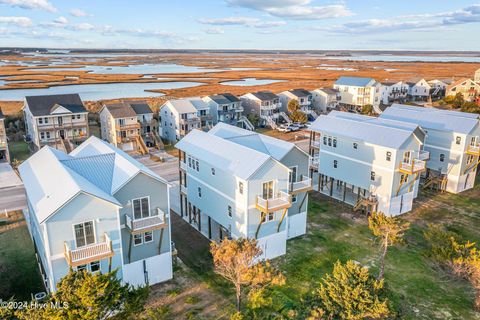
0;162;23;189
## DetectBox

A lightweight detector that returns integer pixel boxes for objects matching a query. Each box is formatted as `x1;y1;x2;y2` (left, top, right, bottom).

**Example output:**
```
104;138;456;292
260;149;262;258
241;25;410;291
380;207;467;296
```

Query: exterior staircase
61;137;73;154
150;132;164;150
373;104;383;114
279;112;292;124
238;116;255;131
136;136;149;155
262;115;278;129
308;110;319;119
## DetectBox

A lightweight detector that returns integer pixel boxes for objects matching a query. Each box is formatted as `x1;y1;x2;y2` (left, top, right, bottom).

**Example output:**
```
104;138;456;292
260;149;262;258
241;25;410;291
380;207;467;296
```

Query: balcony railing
64;233;114;267
116;123;141;131
399;159;426;175
260;103;280;110
256;191;292;213
179;117;201;125
311;139;321;149
467;144;480;156
309;156;319;169
418;150;430;161
180;184;188;194
289;175;313;194
126;208;167;234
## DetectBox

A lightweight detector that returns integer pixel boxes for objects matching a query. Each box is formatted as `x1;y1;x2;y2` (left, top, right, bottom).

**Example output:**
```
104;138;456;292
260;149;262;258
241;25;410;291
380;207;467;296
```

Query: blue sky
0;0;479;50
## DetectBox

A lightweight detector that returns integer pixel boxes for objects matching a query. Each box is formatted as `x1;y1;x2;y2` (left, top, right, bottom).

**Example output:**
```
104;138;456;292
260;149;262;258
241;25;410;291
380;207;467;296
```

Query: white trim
133;233;143;246
144;231;153;243
131;195;151;219
424;143;464;155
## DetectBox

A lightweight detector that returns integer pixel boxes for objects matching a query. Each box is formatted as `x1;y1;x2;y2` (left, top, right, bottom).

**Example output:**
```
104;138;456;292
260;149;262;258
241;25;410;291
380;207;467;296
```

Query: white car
277;124;292;132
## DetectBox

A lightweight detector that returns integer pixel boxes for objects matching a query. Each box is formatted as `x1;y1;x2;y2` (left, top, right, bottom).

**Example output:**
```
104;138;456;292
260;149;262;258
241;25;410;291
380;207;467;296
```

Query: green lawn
7;141;30;162
178;185;480;319
0;212;45;301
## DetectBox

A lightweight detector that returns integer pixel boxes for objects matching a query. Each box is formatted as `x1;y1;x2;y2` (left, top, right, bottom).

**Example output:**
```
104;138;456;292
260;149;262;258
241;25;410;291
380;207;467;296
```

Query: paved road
0;186;27;212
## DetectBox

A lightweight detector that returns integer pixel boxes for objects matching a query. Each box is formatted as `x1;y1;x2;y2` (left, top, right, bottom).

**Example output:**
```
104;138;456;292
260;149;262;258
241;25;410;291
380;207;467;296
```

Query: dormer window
455;136;461;145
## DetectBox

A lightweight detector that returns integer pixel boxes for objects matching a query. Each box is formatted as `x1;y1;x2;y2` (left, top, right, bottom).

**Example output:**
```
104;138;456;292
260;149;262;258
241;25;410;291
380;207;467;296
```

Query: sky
0;0;480;50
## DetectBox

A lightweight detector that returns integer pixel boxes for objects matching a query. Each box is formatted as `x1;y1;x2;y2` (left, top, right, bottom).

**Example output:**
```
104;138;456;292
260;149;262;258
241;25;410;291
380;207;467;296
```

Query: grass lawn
0;211;45;301
169;183;480;319
7;141;30;162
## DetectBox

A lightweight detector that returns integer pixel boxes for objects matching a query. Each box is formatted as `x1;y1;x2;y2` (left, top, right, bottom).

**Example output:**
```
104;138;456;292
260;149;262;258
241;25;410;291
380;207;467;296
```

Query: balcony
126;208;167;234
309;156;319;169
64;233;114;267
179;117;200;125
418;150;430;161
261;103;280;111
289;175;313;194
399;159;426;175
467;144;480;156
311;139;321;149
115;123;141;131
256;191;292;213
180;184;188;194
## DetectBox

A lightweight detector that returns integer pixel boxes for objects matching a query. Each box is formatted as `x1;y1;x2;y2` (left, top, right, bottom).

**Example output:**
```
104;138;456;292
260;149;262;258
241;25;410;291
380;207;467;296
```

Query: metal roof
380;104;479;134
209;93;241;105
288;89;311;97
130;102;153;115
310;111;418;149
164;98;208;114
18;136;169;224
208;122;299;160
334;76;375;87
103;103;137;118
250;91;279;101
25;94;87;116
176;129;275;180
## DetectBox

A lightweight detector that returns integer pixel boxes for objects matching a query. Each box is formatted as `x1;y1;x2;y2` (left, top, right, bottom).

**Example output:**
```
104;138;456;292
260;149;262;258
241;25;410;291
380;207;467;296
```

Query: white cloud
0;0;56;12
225;0;352;20
0;16;32;27
53;16;68;25
198;17;286;28
331;4;480;34
72;23;94;31
69;9;91;17
204;27;224;34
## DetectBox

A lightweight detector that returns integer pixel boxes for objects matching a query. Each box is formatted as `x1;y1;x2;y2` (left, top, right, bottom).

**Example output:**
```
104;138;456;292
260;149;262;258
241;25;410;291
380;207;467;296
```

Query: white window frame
144;231;153;243
131;196;151;220
89;260;101;273
133;233;143;246
72;220;96;249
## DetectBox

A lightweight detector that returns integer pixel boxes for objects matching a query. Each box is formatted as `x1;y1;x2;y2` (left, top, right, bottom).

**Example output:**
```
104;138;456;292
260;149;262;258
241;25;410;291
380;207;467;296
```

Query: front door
59;130;65;139
262;181;274;199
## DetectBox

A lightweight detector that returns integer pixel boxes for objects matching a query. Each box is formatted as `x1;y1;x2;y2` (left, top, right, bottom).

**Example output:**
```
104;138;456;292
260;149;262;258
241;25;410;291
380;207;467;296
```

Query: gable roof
164;98;208;114
314;88;339;95
103;103;137;118
19;136;169;224
310;111;421;149
288;88;311;98
447;78;479;89
25;94;87;117
176;129;280;180
209;93;241;105
380;104;479;134
249;91;278;101
130;102;153;115
334;76;375;87
208;122;304;160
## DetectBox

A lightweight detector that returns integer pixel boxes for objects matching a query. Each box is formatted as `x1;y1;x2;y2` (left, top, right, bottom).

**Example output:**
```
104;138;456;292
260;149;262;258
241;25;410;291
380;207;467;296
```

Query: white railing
126;208;167;233
399;159;426;174
180;184;187;194
180;160;187;170
309;156;319;169
418;150;430;161
64;233;113;266
311;139;321;148
256;191;292;212
279;112;292;124
289;175;312;193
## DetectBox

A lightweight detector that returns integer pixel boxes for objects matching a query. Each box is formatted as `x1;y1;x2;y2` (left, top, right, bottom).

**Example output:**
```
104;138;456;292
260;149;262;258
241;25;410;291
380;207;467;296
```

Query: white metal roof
208;122;300;160
310;111;418;149
175;129;276;180
380;104;479;134
164;98;208;114
19;136;167;224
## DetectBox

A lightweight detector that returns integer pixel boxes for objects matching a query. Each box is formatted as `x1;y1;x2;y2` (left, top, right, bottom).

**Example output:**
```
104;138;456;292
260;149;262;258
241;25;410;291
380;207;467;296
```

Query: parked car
277;124;292;132
304;122;312;128
292;122;307;129
287;124;300;132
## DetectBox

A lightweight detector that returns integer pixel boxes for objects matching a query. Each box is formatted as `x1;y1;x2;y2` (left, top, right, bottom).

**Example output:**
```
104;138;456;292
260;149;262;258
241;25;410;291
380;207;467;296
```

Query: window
73;221;95;248
90;261;100;273
353;143;358;149
134;234;143;246
467;155;474;164
228;205;232;217
440;154;445;162
289;166;298;184
77;114;81;119
195;160;199;171
76;264;87;272
323;136;327;145
292;195;297;203
328;137;332;146
198;187;202;198
40;132;45;140
44;117;48;124
332;138;337;148
333;160;338;168
261;212;274;223
386;151;391;161
144;231;153;243
456;136;461;145
188;157;192;168
72;115;75;120
239;182;243;194
46;132;50;139
400;174;408;184
370;171;376;181
133;197;149;219
38;118;43;124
